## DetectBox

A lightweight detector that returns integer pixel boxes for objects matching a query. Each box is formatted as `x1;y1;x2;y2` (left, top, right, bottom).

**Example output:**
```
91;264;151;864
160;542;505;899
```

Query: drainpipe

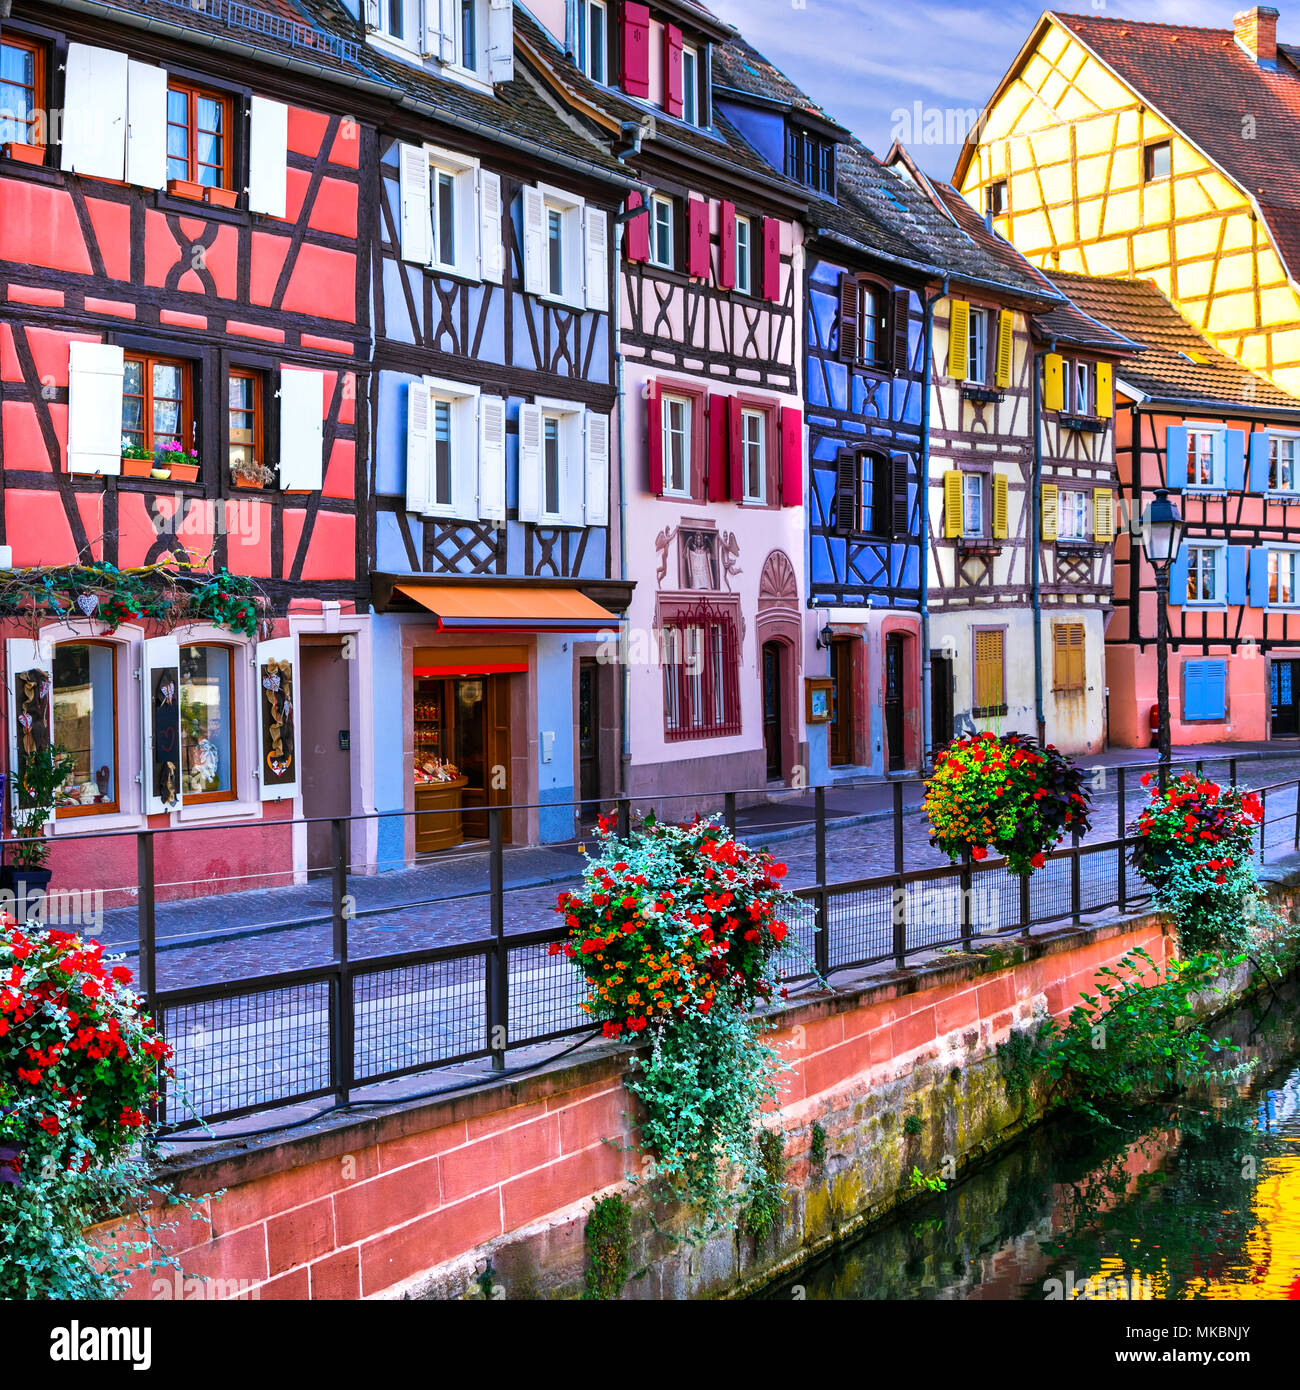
918;279;944;773
614;214;632;793
1031;339;1055;748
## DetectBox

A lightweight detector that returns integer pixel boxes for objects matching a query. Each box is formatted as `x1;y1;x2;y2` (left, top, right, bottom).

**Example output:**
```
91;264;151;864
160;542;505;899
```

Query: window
432;168;457;268
661;603;741;739
1270;549;1300;606
1143;139;1171;183
1270;434;1299;491
180;644;235;803
962;472;984;537
681;44;699;126
1052;623;1085;694
860;284;881;366
1073;361;1091;415
380;0;407;40
986;181;1006;217
1186;544;1222;604
122;354;193;456
52;643;118;815
734;215;752;295
419;146;482;279
650;194;674;269
967;308;989;384
785;128;834;193
741;409;766;503
1058;489;1090;541
547;206;564;296
458;0;479;72
578;0;607;82
0;34;44;149
228;370;265;485
431;398;454;508
662;395;691;496
542;414;562;518
166;81;232;189
973;629;1006;716
860;453;892;538
1186;429;1222;487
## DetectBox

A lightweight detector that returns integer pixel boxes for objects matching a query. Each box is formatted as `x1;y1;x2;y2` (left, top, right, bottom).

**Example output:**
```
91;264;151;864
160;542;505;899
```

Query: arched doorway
762;640;784;780
756;550;801;785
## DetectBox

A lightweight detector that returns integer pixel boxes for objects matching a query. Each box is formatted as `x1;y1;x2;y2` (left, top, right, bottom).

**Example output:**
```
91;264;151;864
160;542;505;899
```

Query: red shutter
665;25;684;117
728;396;743;500
622;2;650;98
719;200;736;289
625;191;649;263
781;407;803;508
707;392;729;501
647;381;662;494
687;196;709;279
761;217;781;302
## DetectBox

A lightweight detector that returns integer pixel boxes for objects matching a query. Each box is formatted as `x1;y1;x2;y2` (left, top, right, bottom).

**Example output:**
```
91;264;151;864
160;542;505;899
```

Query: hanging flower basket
923;731;1093;876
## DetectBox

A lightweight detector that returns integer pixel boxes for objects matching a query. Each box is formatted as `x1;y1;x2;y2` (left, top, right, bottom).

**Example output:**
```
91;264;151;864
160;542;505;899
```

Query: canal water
761;982;1300;1300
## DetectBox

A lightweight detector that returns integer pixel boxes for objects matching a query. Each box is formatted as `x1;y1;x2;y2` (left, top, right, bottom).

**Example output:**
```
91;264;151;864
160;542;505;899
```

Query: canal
761;981;1300;1300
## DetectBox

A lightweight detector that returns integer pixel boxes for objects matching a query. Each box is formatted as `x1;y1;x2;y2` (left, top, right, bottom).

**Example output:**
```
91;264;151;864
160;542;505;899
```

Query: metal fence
14;752;1297;1133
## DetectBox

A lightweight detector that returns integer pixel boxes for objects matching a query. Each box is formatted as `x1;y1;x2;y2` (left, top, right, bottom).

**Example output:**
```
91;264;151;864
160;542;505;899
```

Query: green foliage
908;1165;947;1193
744;1127;787;1241
1033;946;1241;1126
584;1194;632;1300
809;1120;827;1170
996;1026;1043;1107
902;1113;923;1137
10;744;77;868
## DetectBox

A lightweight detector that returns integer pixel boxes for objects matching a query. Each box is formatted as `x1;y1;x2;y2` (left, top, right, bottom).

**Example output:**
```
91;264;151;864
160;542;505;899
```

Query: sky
707;0;1265;180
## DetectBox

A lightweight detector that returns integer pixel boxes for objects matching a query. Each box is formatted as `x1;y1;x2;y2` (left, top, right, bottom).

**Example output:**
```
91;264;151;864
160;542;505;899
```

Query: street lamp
1139;488;1185;775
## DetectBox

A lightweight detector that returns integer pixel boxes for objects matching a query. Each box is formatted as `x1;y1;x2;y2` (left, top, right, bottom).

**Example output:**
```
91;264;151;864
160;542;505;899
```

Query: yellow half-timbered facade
956;7;1300;396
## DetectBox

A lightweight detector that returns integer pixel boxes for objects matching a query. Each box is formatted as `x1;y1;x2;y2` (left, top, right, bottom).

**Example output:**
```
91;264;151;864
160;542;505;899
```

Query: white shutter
141;634;182;816
479;169;504;284
248;96;290;219
406;378;431;514
125;60;167;190
488;0;515;83
478;395;507;524
584;410;610;525
278;368;325;491
67;342;124;476
438;0;457;61
518;402;542;522
522;185;546;295
561;414;584;527
256;636;299;803
61;43;128;181
583;207;609;312
450;398;479;521
365;0;381;26
7;637;53;818
399;143;432;265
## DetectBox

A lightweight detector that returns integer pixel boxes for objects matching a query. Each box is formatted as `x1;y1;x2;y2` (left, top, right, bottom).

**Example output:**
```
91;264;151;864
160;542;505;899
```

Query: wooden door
762;641;783;781
1272;659;1300;738
578;659;600;805
300;641;351;875
829;638;854;767
931;652;954;751
885;633;905;772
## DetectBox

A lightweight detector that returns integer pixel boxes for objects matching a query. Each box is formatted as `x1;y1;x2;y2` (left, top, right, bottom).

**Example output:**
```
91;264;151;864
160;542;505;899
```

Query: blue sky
708;0;1253;179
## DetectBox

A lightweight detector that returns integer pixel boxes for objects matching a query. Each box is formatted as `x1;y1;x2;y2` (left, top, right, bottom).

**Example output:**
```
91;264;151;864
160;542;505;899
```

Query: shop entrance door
1271;659;1300;738
931;653;955;751
579;659;600;806
829;638;855;767
300;639;351;877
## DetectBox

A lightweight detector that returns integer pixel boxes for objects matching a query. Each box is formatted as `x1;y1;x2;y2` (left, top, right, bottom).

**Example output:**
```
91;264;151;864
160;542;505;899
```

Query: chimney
1234;6;1279;66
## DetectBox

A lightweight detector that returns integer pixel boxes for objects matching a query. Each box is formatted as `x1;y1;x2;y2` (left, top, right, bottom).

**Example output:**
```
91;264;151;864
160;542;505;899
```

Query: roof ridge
1054;10;1234;38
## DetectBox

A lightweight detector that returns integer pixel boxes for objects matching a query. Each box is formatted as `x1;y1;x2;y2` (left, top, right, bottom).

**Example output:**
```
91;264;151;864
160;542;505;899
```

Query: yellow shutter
944;469;964;537
948;299;970;381
994;309;1014;388
992;472;1008;538
1093;486;1115;542
1043;352;1064;411
1095;361;1113;419
1052;623;1085;692
974;630;1004;711
1040;482;1059;540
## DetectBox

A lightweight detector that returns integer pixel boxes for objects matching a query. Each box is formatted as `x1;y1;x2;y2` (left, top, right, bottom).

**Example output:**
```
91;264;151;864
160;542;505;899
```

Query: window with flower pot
166;80;232;191
122;353;196;474
180;644;236;802
51;642;119;816
228;369;269;488
0;34;45;155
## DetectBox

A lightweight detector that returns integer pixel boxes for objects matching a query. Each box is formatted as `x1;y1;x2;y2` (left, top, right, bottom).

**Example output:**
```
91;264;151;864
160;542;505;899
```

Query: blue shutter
1250;546;1270;607
1183;661;1203;720
1202;659;1227;719
1164;425;1187;490
1250;431;1271;492
1169;547;1189;605
1225;430;1245;491
1227;545;1247;606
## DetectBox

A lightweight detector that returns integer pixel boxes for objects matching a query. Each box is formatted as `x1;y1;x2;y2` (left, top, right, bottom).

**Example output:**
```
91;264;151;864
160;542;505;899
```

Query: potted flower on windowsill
167;176;205;201
2;744;76;916
230;457;276;490
2;140;46;166
121;441;155;477
156;439;200;483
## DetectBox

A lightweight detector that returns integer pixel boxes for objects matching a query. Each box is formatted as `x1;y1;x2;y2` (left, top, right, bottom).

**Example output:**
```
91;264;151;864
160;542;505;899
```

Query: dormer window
578;0;608;83
785;127;834;194
367;0;509;82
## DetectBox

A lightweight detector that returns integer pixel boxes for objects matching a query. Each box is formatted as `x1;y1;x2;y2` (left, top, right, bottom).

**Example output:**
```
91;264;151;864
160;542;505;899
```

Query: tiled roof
1052;10;1300;279
711;33;846;133
1047;271;1300;411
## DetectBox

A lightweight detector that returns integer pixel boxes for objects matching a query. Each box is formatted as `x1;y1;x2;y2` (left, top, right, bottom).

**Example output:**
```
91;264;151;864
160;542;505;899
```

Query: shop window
123;353;194;456
228;369;267;488
180;644;235;802
973;628;1006;716
52;643;118;815
1051;623;1085;694
0;34;45;150
661;601;741;740
166;80;232;189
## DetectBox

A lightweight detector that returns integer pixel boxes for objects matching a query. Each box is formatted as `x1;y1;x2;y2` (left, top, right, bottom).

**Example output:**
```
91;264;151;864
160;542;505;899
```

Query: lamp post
1139;488;1185;779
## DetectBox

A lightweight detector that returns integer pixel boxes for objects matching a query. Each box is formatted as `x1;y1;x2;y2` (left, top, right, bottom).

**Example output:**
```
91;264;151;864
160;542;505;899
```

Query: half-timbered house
1051;272;1300;748
519;4;811;807
335;0;635;853
0;0;374;896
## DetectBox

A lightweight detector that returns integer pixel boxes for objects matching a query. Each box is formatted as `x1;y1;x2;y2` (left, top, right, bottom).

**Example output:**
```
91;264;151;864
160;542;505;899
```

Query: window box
957;537;1002;559
167;177;206;201
2;140;45;166
1060;414;1104;433
961;386;1002;405
168;462;200;483
121;456;155;478
205;185;239;210
972;703;1009;718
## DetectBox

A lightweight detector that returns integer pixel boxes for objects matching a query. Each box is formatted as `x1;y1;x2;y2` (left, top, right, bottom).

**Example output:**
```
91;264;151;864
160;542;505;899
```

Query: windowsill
958;537;1001;555
1056;538;1102;551
1266;491;1300;503
52;809;146;836
1186;601;1228;611
1182;486;1228;498
176;796;262;823
961;385;1002;403
539;289;586;312
1059;414;1105;433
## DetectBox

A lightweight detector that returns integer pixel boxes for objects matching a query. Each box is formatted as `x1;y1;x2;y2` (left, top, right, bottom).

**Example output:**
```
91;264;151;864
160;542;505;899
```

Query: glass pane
180;646;233;797
0;44;34;85
153;363;182;400
52;644;116;809
167;88;188;123
121;397;144;431
197;97;223;134
229;375;254;411
123;359;143;395
166;155;188;183
166;124;188;159
197;131;220;166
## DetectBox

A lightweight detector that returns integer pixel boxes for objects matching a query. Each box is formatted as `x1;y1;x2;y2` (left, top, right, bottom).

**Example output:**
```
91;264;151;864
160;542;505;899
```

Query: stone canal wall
93;872;1296;1300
